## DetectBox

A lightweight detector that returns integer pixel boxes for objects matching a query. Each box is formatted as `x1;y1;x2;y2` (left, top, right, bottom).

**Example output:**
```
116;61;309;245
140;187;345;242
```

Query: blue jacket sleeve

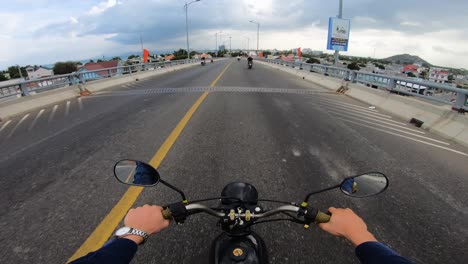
355;241;414;264
69;238;138;264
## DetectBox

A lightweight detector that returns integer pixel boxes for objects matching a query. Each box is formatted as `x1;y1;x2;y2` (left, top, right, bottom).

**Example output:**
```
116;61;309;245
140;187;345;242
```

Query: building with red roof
78;60;122;81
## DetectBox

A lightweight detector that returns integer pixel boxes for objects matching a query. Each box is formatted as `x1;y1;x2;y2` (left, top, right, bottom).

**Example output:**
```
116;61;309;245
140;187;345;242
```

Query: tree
0;72;8;81
262;51;272;57
53;61;78;75
89;59;94;63
406;72;416;78
112;57;121;61
7;66;27;79
347;62;360;71
128;55;137;60
306;58;320;64
448;75;454;83
97;59;104;62
173;49;188;60
419;70;428;79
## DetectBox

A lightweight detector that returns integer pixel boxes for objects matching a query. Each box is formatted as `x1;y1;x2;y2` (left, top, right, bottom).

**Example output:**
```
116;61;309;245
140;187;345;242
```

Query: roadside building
429;68;449;83
164;54;175;61
78;60;122;81
26;66;54;79
402;64;419;75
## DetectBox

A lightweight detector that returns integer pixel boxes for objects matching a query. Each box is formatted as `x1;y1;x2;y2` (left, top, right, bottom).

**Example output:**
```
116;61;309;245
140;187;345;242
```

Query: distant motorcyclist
70;206;413;264
247;56;253;68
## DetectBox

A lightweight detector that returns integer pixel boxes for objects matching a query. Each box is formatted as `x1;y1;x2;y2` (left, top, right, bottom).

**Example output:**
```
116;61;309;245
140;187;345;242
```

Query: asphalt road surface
0;59;467;264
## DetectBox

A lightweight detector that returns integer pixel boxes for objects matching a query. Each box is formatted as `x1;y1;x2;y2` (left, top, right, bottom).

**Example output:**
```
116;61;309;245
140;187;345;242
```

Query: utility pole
140;33;144;51
17;65;23;80
334;0;343;65
185;0;201;60
249;21;260;53
244;37;250;53
229;36;232;52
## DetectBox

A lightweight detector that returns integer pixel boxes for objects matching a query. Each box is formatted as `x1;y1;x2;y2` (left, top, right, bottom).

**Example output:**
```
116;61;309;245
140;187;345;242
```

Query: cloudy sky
1;0;468;69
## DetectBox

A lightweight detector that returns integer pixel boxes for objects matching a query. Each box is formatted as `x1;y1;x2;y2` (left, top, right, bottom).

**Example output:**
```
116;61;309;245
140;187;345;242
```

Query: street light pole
244;37;250;53
249;21;260;53
185;0;200;60
334;0;343;65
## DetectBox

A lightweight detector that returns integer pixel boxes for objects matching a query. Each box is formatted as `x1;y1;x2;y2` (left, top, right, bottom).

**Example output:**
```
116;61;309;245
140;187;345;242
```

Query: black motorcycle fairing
210;231;268;264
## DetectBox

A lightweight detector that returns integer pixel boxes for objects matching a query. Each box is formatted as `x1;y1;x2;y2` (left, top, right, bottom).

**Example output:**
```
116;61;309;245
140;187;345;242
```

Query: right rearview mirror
340;172;389;198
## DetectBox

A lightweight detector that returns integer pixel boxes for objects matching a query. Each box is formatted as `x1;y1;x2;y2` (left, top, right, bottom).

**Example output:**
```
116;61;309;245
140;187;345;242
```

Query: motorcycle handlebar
162;203;331;224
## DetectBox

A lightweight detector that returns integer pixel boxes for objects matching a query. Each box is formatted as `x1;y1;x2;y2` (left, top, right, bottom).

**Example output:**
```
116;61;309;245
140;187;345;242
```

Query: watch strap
129;228;149;242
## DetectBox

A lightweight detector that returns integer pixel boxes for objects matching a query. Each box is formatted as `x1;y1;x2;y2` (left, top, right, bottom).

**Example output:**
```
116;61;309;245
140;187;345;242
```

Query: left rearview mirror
340;172;389;198
114;160;160;187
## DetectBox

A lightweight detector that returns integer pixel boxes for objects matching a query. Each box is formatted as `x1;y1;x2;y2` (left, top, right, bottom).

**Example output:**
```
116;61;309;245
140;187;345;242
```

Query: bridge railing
0;59;200;99
262;58;468;111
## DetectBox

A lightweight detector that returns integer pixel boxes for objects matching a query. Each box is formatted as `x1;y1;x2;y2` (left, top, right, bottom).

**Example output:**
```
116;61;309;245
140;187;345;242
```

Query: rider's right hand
318;207;377;247
123;205;170;245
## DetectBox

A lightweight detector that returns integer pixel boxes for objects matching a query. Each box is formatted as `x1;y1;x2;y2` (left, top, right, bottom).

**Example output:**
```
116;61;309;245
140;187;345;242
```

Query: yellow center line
210;60;233;87
125;166;136;184
67;59;232;263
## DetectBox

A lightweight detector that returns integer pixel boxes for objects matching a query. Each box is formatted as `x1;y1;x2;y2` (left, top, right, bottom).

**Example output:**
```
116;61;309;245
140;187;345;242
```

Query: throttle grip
162;208;172;220
315;211;331;223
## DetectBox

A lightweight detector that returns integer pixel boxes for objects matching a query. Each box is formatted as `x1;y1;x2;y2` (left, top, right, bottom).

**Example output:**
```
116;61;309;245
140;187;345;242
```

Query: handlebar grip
162;208;172;220
315;211;331;223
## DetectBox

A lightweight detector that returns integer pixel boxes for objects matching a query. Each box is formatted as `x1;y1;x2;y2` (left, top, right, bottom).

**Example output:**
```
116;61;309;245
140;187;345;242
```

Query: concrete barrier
257;60;468;148
0;62;204;121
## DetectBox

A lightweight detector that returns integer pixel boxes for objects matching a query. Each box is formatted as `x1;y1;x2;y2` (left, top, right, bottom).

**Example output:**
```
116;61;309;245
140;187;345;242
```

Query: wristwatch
114;227;149;243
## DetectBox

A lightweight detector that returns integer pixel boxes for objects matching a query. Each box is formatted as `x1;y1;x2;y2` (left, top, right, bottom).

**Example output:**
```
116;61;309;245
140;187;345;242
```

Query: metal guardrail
0;59;201;99
262;58;468;111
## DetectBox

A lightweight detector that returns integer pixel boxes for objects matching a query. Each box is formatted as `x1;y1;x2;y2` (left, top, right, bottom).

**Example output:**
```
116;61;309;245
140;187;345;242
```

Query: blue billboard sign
327;17;351;52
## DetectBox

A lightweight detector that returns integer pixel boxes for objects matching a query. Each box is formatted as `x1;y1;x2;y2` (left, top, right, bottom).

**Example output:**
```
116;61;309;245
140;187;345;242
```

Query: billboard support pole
334;0;343;65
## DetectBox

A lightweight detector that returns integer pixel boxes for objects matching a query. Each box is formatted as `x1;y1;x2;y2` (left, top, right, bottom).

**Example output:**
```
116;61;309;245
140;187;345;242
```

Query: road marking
67;61;232;263
307;97;380;114
7;114;30;138
308;95;380;111
0;120;12;134
309;100;392;118
48;105;59;123
65;101;71;116
315;103;407;125
332;112;448;144
337;118;467;156
326;109;425;134
78;98;83;111
210;61;233;87
28;109;45;131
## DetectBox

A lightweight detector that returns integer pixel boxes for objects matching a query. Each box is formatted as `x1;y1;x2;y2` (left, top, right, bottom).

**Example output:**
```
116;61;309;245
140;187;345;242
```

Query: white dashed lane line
78;98;83;111
0;120;12;135
65;101;71;116
28;109;45;131
48;105;59;123
7;113;30;138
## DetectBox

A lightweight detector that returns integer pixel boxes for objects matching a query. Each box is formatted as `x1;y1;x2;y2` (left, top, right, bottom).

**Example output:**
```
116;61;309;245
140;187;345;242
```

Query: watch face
115;227;131;236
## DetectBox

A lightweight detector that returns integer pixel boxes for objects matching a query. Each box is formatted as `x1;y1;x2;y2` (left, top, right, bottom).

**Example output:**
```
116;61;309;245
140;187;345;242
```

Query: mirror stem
160;179;187;202
303;184;341;204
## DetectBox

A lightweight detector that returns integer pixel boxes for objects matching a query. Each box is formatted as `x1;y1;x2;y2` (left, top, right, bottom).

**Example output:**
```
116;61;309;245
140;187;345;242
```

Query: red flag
297;47;302;59
143;49;150;63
